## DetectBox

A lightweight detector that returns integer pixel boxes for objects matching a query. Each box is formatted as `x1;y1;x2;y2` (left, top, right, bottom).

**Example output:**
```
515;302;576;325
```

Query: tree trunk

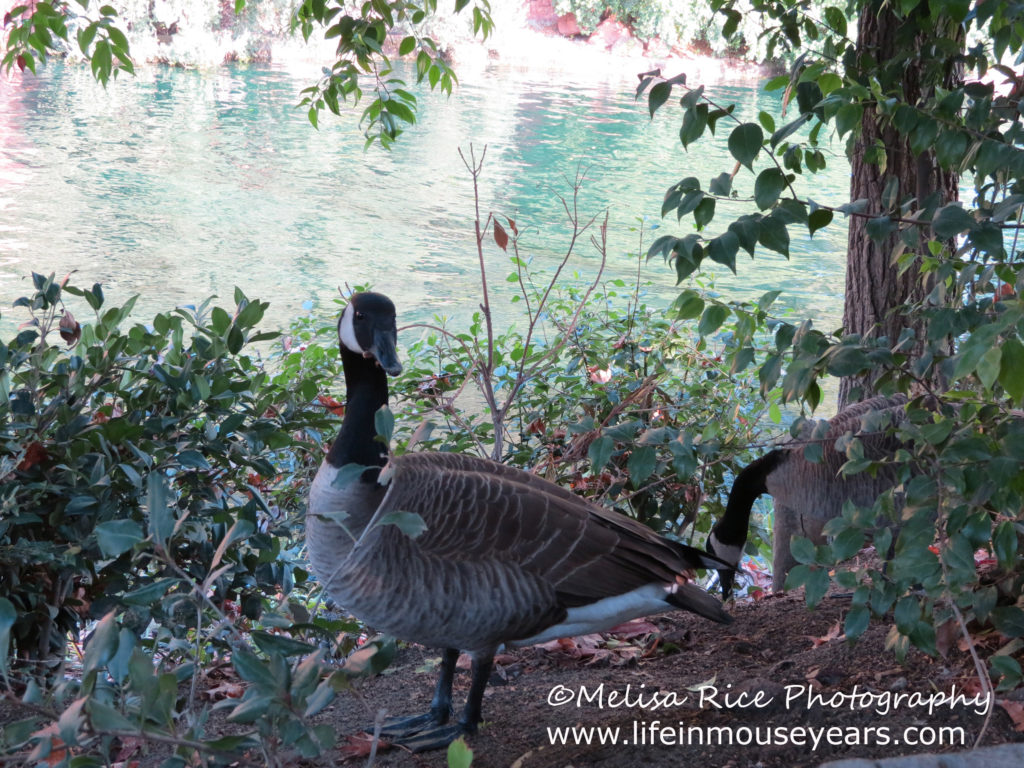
838;3;961;407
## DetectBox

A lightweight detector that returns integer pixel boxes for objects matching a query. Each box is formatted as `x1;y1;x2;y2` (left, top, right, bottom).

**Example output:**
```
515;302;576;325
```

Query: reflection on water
0;63;851;335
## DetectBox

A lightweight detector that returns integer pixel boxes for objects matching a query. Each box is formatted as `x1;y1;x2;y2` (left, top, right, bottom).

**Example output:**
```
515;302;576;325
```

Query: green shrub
0;245;775;763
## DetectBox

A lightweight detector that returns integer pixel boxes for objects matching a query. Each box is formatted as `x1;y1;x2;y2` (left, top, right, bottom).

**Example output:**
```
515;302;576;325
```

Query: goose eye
355;311;366;320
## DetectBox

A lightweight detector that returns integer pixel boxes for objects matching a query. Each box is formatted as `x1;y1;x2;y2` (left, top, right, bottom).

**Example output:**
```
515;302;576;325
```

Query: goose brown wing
375;452;723;607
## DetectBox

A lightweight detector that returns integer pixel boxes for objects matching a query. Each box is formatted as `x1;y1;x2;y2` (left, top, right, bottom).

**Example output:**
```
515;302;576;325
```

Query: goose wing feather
372;452;723;608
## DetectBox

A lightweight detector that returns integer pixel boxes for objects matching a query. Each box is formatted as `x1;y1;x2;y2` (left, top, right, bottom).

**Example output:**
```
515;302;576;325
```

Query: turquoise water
0;62;851;334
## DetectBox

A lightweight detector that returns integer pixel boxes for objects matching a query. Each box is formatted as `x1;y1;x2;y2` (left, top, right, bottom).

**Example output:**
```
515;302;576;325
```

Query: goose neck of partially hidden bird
326;349;391;469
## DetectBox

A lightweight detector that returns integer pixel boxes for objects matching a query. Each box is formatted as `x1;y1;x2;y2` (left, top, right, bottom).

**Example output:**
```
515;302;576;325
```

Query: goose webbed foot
372;650;493;753
391;722;472;753
376;708;453;739
369;647;461;744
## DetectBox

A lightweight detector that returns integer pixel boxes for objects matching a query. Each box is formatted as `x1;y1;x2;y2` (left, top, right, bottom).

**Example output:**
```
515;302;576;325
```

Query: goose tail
666;581;733;624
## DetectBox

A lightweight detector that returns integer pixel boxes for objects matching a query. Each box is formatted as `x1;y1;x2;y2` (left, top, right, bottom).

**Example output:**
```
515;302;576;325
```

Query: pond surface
0;61;851;336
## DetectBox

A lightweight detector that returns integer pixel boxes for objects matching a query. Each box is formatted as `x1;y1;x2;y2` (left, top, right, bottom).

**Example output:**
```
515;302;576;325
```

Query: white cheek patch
339;304;364;354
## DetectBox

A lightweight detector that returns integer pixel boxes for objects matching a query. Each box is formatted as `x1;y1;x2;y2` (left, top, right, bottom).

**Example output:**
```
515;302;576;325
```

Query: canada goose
306;292;733;751
708;395;909;597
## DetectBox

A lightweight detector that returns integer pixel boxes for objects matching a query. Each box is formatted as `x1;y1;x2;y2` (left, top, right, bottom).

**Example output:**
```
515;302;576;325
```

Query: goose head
338;292;403;377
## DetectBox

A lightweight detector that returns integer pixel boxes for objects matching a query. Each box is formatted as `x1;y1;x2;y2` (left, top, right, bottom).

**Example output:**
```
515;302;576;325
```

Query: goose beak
371;329;403;376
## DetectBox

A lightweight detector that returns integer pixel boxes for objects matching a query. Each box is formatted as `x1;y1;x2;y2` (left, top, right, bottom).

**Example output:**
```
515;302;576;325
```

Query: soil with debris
319;589;1024;768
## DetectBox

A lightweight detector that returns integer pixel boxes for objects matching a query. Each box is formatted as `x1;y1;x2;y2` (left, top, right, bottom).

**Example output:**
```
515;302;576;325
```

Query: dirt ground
322;589;1024;768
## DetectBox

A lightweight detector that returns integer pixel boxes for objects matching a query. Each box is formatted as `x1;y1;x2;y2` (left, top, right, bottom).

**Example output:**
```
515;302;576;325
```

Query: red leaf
493;220;508;251
506;216;518;235
316;394;345;417
16;55;26;72
17;442;48;471
59;310;81;347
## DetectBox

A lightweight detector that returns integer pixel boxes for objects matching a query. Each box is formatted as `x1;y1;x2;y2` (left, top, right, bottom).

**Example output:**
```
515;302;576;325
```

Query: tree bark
838;3;961;407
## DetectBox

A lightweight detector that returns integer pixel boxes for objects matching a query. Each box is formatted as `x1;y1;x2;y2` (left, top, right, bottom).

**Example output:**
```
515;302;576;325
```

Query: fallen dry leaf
607;619;660;639
998;699;1024;732
204;682;245;701
807;621;843;647
338;732;387;759
936;618;960;658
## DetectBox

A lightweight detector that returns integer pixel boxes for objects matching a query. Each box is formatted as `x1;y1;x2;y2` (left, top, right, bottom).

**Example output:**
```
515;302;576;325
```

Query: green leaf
807;208;833;236
992;606;1024;638
709;172;732;196
865;216;895;242
831;527;864;561
693;196;716;229
977;346;1002;391
844;604;869;640
771;114;811;147
331;463;370;490
58;697;87;747
673;290;705;320
87;700;135;732
232;648;279;688
790;535;817;565
398;35;416;56
251;630;316;657
835;103;863;138
758;215;790;257
341;637;396;676
627;446;657;485
707;232;739;273
82;611;119;677
177;449;210;469
993;521;1017;570
754;168;786;210
728;123;763;169
999;338;1024;404
931;204;974;239
679;103;708;149
894;596;920;634
991;656;1023;692
378;510;428;539
817;72;842;95
805;567;830;607
588;435;613;472
447;738;474;768
0;598;14;678
147;472;174;549
227;695;275;723
648;81;671;118
697;304;730;337
729;216;760;255
304;679;336;717
95;519;143;557
375;405;395;444
824;6;847;36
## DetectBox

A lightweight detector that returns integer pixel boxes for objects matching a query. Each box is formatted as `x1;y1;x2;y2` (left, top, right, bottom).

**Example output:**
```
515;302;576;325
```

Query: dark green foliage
0;273;371;765
0;257;775;763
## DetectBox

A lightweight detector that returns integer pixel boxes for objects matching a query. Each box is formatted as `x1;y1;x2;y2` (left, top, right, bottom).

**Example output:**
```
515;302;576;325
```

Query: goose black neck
326;348;390;469
713;450;785;545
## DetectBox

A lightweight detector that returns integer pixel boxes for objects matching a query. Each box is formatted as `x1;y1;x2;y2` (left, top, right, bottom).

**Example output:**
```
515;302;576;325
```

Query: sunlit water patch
0;63;851;337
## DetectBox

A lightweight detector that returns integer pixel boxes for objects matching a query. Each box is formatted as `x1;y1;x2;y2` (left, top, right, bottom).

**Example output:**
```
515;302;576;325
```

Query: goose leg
392;653;494;753
377;647;458;738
